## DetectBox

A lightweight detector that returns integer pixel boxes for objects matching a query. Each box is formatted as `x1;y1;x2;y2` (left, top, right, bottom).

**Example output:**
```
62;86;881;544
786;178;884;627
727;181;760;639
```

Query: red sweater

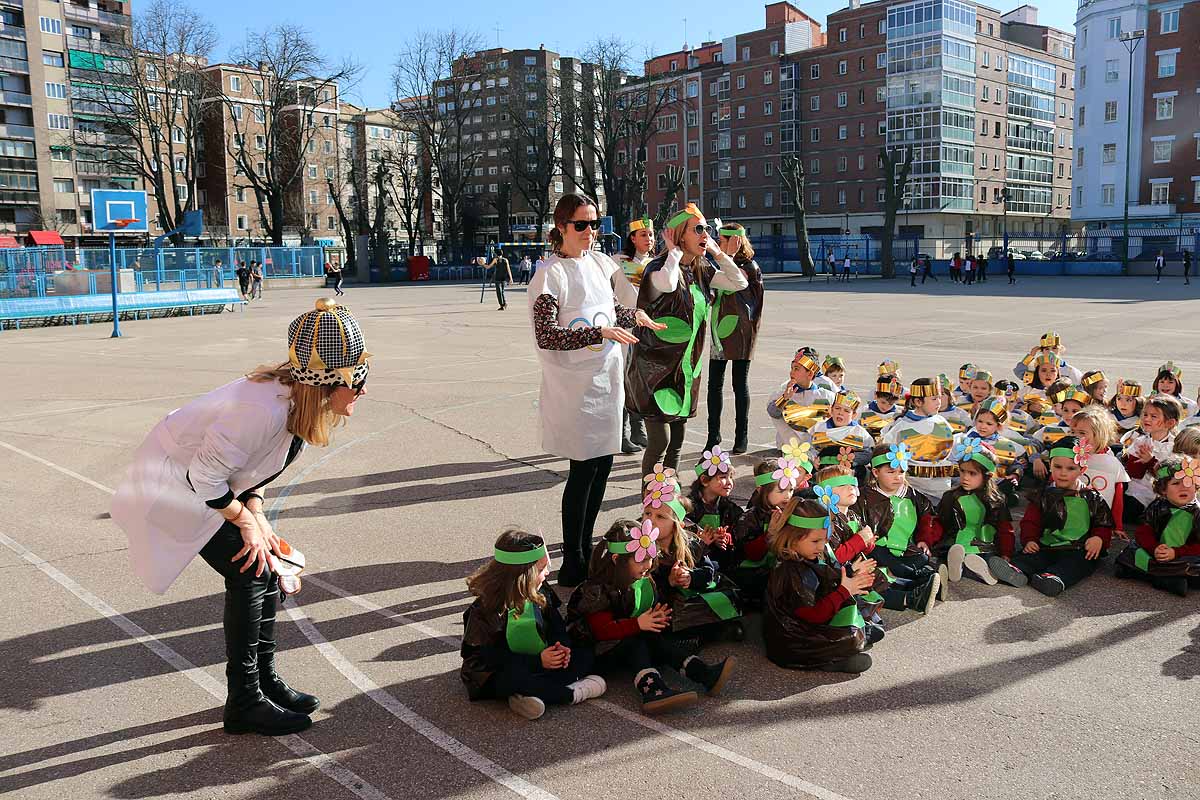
1134;522;1200;558
1122;454;1154;480
794;585;853;624
994;521;1018;558
1018;502;1113;551
833;531;871;563
585;611;640;641
743;531;769;562
914;515;944;548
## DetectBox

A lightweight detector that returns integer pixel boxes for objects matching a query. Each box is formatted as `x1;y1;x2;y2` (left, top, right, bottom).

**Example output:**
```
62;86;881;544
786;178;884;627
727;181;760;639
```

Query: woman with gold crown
112;298;370;737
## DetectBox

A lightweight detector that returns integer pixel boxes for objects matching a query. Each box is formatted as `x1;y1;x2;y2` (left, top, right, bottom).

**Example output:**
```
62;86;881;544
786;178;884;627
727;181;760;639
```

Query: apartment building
1137;1;1198;215
198;63;344;247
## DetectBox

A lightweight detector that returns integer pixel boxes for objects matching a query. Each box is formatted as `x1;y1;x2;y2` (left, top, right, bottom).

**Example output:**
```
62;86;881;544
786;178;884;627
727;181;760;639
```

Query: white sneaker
947;544;966;582
937;563;950;599
508;694;546;720
923;573;941;615
963;553;998;585
568;674;607;704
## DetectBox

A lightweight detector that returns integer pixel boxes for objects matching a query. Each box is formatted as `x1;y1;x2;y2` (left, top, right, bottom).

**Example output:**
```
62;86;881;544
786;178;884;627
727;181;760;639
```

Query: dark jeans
873;548;938;582
707;358;751;446
494;280;507;308
1011;547;1098;590
488;646;595;705
1008;267;1016;284
1123;496;1147;527
334;276;344;294
198;521;275;696
922;266;936;283
642;419;687;475
596;632;692;676
561;455;613;582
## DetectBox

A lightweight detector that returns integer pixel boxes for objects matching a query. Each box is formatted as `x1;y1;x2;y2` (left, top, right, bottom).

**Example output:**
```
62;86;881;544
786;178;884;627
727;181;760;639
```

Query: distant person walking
978;252;988;282
826;251;836;277
922;254;937;283
950;252;962;282
237;261;250;298
1155;250;1166;284
1184;249;1192;285
324;260;344;296
841;255;852;282
518;255;532;284
909;255;919;287
963;254;975;286
486;248;512;310
250;261;264;299
1007;251;1016;284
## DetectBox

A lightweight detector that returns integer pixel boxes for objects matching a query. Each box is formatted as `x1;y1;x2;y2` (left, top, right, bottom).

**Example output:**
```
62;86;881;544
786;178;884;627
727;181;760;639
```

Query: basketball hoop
111;218;140;229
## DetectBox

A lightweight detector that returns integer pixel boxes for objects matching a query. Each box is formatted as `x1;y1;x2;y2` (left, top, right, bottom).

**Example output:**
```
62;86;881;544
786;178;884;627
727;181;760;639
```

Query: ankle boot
635;669;697;715
222;578;312;736
683;655;736;695
258;585;320;715
628;412;648;447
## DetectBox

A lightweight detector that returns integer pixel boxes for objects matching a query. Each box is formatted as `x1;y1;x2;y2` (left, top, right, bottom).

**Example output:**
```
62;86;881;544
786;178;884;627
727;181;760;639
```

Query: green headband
1048;447;1077;461
668;208;700;227
493;544;548;565
719;227;744;237
819;455;844;466
787;514;827;529
818;475;858;489
966;453;996;473
755;472;777;486
870;453;904;469
665;499;687;521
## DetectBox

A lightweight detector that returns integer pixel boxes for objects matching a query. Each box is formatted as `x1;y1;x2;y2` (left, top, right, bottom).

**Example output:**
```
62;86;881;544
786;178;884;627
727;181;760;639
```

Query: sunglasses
568;219;602;232
693;224;715;236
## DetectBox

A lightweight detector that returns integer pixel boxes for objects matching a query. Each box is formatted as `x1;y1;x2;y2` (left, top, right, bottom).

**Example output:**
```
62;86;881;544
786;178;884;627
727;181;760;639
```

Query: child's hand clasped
668;561;692;588
841;566;875;596
1154;544;1176;562
540;642;571;670
637;603;672;632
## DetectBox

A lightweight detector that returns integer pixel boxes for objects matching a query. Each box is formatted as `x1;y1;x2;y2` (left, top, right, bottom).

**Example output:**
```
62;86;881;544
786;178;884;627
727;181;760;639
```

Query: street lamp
1119;29;1146;273
1001;187;1010;254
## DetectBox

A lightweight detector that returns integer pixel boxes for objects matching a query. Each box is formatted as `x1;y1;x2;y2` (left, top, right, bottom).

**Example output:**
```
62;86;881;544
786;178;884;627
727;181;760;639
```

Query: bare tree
651;165;686;232
392;115;428;256
504;87;565;239
67;0;216;241
327;157;365;275
217;24;359;246
879;145;914;279
571;37;680;233
780;155;816;277
488;181;512;244
394;29;486;262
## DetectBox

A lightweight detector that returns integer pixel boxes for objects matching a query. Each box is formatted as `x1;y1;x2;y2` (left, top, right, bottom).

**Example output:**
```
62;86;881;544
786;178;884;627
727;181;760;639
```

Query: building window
1101;185;1115;205
1104;101;1117;122
47;113;70;130
1195;180;1200;202
45;82;67;99
764;131;773;146
838;125;847;140
770;41;780;56
810;64;820;79
1105;60;1118;82
236;215;248;231
1156;96;1174;120
764;100;773;115
1079;66;1086;88
811;190;820;206
737;135;746;149
1102;144;1116;163
230;75;241;92
764;70;773;85
837;156;847;172
838;60;847;75
53;178;74;193
736;104;745;119
43;50;64;68
40;17;62;35
1162;9;1179;34
810;158;820;174
876;86;886;102
1158;52;1177;78
838;28;847;43
1079;106;1086;126
1152;182;1172;204
1153;140;1172;163
983;85;990;101
876;52;886;69
811;127;820;142
1107;17;1121;39
838;189;846;206
736;75;746;90
687;81;699;98
837;92;847;108
1077;147;1085;167
811;95;820;111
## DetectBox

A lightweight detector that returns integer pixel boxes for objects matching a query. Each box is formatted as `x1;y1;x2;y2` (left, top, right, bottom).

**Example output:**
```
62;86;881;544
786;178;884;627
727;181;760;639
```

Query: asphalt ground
1;273;1198;800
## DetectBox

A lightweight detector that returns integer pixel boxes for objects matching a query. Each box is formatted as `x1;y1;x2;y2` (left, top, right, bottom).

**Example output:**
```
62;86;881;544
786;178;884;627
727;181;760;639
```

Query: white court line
0;393;196;423
0;528;394;800
0;439;119;494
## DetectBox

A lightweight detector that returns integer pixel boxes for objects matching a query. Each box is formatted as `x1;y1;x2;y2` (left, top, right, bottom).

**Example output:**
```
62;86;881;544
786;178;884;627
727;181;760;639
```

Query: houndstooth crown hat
287;298;371;388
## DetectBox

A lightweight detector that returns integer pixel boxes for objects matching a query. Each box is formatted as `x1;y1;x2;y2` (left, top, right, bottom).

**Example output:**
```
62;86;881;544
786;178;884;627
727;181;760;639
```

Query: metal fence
0;245;327;300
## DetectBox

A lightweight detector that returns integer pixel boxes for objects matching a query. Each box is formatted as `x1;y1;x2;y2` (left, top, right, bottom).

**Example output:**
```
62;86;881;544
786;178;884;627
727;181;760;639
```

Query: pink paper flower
643;479;678;509
625;520;659;563
699;445;731;476
643;463;676;492
1175;457;1199;489
772;457;803;491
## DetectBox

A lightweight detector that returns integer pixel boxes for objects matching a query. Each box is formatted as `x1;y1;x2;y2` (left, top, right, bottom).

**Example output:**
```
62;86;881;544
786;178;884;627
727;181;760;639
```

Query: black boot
1152;575;1189;598
635;669;698;715
258;585;321;715
683;655;736;695
629;412;648;447
816;653;872;673
222;576;312;736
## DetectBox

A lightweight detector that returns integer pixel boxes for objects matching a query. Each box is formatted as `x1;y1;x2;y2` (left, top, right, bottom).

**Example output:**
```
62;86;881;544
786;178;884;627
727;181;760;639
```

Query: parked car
1009;250;1027;260
1025;250;1049;261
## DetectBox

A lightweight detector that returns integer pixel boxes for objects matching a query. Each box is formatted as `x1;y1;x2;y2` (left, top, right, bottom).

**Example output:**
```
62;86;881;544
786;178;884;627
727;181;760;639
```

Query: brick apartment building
1138;0;1199;214
623;0;1075;252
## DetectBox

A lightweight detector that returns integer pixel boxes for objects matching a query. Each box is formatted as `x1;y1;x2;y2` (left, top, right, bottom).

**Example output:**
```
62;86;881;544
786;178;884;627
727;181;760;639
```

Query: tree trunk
879;146;914;280
792;206;815;278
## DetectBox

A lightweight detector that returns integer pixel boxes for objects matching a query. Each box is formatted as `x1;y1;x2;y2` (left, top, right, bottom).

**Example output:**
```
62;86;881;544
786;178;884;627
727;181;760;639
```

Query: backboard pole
109;231;121;338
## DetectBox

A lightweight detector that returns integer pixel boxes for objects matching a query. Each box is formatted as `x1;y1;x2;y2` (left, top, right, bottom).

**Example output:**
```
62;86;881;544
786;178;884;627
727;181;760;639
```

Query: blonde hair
247;362;344;447
768;497;827;561
1071;404;1118;452
1173;426;1200;457
651;511;696;569
465;529;548;615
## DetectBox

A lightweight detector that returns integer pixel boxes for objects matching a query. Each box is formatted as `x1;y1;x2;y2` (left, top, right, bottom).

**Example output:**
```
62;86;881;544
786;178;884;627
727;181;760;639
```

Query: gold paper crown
1040;331;1061;347
1034;351;1062;367
878;359;901;376
972;369;994;385
1050;386;1091;407
959;363;977;381
1081;371;1106;387
823;355;846;372
877;376;903;396
1118;380;1143;398
909;381;938;398
832;390;861;412
976;396;1009;424
793;353;820;373
1158;361;1183;380
628;217;653;233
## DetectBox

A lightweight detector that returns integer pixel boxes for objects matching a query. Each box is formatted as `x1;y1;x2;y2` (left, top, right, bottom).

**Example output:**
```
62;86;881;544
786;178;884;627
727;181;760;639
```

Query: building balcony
0;24;25;41
0;90;31;107
0;123;34;140
0;188;39;204
66;35;127;56
0;56;28;74
64;4;131;29
75;130;135;148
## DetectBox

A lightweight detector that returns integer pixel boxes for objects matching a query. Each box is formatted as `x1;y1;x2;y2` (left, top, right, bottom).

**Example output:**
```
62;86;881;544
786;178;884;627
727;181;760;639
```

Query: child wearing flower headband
762;497;876;673
1002;436;1115;596
881;377;957;501
1114;455;1200;596
686;446;742;557
813;465;887;642
567;520;735;715
1121;395;1182;525
851;443;945;615
861;374;905;440
953;396;1030;504
1068;405;1129;526
643;467;744;642
767;348;837;447
1151;362;1198;417
935;440;1012;586
462;529;607;720
731;453;807;606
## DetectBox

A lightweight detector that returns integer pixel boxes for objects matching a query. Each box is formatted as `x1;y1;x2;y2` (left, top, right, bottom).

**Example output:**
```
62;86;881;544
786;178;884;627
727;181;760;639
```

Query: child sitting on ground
767;349;837;446
1114;455;1200;596
936;440;1013;586
1122;396;1182;525
462;529;606;720
1068;404;1130;527
732;449;810;606
861;374;905;440
954;396;1030;504
762;497;876;674
686;446;742;550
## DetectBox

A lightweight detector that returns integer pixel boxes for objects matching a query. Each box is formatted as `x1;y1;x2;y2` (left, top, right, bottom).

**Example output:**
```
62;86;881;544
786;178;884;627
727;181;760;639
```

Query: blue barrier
0;287;243;329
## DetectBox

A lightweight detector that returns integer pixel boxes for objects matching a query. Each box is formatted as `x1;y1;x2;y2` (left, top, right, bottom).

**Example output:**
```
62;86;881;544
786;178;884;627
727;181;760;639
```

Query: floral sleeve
615;303;636;328
533;293;602;351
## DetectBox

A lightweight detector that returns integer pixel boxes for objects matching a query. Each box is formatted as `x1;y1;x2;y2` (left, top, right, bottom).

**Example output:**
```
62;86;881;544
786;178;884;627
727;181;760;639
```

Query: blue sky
201;0;1077;108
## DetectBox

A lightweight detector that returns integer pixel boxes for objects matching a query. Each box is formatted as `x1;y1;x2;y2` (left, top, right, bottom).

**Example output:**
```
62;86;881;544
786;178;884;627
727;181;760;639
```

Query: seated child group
460;332;1200;720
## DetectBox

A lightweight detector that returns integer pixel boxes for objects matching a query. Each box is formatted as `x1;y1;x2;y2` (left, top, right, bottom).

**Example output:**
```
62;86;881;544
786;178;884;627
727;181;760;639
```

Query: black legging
642;420;687;475
706;359;751;445
494;280;507;308
561;455;613;581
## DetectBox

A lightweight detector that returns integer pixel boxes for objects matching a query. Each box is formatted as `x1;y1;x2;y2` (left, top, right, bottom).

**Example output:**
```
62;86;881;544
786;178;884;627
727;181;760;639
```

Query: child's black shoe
635;670;698;715
1030;572;1065;597
1152;576;1189;598
683;655;736;696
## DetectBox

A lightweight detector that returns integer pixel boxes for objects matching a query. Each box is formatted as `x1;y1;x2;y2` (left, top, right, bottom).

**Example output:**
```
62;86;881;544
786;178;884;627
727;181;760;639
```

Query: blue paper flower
887;442;912;471
951;438;984;464
813;484;841;513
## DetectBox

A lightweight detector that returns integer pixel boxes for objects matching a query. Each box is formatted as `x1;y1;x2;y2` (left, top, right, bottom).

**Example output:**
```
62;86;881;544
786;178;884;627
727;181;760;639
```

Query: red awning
27;230;65;245
0;235;18;248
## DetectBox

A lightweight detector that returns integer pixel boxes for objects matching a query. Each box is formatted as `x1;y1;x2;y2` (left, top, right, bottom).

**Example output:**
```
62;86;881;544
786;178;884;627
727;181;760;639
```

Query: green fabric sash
879;495;917;556
829;602;866;629
1042;495;1090;547
1134;547;1152;572
1163;507;1194;548
955;494;995;554
681;581;741;620
631;577;655;616
505;600;547;655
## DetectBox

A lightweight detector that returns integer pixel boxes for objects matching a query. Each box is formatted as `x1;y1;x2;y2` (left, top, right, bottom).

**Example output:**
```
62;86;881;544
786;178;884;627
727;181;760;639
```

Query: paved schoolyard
1;274;1197;800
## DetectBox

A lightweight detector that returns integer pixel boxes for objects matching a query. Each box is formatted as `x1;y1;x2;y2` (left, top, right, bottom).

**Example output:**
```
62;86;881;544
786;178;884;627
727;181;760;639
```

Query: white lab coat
529;250;635;461
111;377;302;594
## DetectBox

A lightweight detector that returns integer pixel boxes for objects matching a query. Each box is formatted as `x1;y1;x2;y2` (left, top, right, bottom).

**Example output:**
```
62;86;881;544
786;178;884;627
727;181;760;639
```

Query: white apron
1081;451;1130;513
529;252;624;462
111;378;299;594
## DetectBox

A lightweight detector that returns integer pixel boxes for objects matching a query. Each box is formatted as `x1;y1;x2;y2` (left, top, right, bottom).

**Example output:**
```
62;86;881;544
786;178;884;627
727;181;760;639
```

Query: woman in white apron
529;195;663;587
111;298;370;736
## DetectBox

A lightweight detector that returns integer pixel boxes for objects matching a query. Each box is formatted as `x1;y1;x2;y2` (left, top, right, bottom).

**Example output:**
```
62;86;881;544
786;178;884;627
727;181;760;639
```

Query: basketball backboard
91;189;149;233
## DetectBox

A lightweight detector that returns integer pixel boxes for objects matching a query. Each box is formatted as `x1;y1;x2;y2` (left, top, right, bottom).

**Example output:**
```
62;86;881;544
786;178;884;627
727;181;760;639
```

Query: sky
197;0;1078;108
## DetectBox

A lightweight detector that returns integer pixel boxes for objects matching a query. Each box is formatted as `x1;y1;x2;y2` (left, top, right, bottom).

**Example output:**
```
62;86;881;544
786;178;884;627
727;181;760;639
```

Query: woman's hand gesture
230;506;275;576
600;326;638;345
634;309;667;331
